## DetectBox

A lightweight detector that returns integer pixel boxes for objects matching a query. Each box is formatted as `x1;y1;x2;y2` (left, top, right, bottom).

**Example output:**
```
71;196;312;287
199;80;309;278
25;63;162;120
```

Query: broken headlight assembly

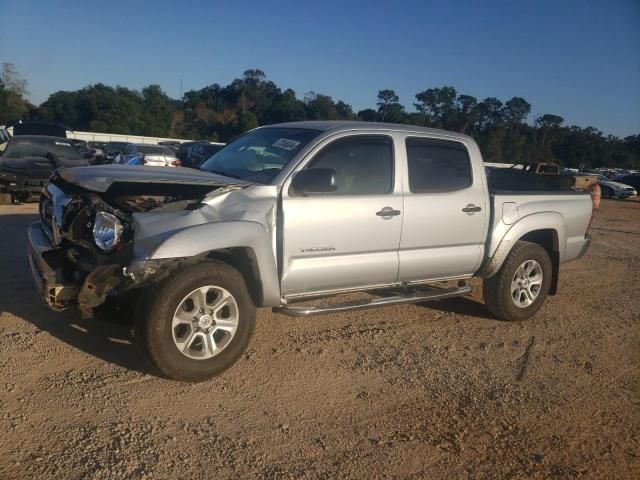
92;211;124;252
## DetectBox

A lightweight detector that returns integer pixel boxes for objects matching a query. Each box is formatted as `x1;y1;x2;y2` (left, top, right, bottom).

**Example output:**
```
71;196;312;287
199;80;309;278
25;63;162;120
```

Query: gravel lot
1;199;638;479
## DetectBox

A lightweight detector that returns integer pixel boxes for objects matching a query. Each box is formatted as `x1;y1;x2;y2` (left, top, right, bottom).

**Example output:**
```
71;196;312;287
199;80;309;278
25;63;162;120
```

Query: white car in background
129;144;181;167
598;176;637;199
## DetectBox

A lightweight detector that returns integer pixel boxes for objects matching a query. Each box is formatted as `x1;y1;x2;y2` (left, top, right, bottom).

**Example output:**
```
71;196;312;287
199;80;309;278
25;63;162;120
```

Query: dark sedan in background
0;135;90;202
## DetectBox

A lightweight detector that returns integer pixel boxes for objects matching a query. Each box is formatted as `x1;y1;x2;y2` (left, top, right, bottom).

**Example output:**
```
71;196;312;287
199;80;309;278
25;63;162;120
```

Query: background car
0;135;90;202
158;140;181;155
105;141;134;163
598;175;637;199
176;141;207;168
11;121;70;138
87;141;107;164
616;174;640;191
127;144;181;167
68;139;96;163
187;142;225;169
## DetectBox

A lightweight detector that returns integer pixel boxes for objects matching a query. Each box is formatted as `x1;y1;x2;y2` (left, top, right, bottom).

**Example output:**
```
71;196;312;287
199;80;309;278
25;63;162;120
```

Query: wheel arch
519;229;560;295
146;221;281;307
479;212;565;295
205;247;265;307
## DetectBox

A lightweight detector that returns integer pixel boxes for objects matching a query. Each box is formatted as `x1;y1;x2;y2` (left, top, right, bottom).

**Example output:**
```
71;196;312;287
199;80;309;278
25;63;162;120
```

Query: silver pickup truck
27;121;594;381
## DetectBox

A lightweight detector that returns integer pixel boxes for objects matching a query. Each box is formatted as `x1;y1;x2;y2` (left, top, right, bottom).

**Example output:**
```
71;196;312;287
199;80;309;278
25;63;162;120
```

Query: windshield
4;137;82;160
200;127;320;183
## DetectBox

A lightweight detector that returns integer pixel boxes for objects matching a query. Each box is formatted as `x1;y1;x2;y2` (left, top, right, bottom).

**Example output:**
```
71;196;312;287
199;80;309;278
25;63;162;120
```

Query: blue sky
1;0;639;137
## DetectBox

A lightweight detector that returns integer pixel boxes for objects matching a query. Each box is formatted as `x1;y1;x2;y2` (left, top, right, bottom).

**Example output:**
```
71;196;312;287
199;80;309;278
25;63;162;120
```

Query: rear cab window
4;137;83;160
405;137;472;193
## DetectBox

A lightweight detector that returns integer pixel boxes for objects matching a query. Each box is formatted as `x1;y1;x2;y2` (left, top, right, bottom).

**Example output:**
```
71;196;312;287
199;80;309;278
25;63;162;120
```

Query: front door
280;134;403;297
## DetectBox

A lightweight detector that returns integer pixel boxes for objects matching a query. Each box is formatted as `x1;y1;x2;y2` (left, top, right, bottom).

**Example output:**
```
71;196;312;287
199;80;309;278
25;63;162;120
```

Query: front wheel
134;260;256;381
483;241;552;321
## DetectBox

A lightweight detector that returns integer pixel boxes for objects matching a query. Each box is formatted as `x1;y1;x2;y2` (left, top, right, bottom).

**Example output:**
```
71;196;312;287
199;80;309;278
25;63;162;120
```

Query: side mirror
291;168;337;195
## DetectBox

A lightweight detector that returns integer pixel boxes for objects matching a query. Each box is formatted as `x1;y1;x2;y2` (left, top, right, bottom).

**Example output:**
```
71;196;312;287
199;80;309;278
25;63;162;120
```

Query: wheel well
206;248;263;306
519;229;559;295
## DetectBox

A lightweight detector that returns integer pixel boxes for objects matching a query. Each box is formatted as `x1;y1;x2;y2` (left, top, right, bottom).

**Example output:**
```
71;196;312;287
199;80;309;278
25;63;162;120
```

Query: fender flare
479;212;565;279
148;220;280;307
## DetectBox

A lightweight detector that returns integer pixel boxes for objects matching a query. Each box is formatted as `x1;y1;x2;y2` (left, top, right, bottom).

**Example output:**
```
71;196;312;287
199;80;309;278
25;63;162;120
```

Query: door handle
462;204;482;213
376;207;401;217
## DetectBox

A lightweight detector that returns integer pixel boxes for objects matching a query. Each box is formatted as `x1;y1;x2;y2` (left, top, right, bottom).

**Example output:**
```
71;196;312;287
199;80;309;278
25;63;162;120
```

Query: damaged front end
28;166;245;317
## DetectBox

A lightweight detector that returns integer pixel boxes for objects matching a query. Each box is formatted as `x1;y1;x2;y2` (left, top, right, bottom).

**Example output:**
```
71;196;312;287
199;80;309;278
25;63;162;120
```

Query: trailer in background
6;125;218;147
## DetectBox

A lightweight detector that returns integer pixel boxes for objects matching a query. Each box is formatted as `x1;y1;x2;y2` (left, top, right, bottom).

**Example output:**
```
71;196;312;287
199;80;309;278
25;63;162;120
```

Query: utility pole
179;78;183;100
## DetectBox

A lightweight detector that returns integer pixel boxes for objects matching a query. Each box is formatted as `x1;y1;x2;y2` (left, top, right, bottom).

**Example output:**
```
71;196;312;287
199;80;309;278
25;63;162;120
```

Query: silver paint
29;121;593;311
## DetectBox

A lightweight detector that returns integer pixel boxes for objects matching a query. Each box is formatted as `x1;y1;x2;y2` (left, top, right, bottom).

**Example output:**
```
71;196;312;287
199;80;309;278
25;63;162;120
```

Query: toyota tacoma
27;121;595;381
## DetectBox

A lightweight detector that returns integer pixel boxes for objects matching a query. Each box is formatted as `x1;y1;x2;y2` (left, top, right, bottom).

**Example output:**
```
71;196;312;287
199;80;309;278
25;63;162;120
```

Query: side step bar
273;284;472;317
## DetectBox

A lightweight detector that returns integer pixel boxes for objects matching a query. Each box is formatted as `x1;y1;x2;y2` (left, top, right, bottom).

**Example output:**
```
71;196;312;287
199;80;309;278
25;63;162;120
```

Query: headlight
93;211;123;252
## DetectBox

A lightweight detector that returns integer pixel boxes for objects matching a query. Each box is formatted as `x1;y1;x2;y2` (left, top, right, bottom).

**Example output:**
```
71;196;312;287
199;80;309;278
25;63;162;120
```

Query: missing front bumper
27;221;78;310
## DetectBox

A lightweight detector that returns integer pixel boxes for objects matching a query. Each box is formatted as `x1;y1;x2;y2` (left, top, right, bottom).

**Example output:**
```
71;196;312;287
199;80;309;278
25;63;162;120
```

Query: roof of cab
261;120;474;142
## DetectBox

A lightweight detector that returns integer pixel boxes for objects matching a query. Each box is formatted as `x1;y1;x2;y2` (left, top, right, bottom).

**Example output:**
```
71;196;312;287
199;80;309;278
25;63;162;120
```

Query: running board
273;284;472;317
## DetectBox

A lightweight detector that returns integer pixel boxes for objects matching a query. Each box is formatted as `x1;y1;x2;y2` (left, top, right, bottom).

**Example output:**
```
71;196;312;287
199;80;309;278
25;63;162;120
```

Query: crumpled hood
58;164;250;192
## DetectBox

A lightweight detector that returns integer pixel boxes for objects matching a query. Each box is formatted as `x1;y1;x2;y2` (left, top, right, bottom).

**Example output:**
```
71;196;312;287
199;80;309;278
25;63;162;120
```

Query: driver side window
305;135;394;195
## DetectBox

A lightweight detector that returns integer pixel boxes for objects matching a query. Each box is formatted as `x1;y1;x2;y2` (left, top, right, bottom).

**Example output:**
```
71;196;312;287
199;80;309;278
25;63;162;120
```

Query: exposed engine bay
36;165;246;316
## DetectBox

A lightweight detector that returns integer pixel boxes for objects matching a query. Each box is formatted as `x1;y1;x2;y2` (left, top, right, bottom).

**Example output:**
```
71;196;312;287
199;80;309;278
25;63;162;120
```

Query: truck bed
487;168;573;191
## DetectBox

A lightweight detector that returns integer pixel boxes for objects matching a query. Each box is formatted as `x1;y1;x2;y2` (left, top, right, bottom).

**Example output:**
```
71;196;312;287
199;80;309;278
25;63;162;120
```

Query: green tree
535;114;564;128
20;68;639;169
377;89;402;121
454;94;478;133
535;114;565;152
141;85;176;136
335;100;355;119
503;97;531;126
305;93;339;120
357;108;377;122
477;97;504;130
414;86;457;128
0;63;31;124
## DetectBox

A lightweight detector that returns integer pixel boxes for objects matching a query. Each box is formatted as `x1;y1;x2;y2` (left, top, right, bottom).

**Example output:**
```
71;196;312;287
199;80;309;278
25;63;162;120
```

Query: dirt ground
0;199;638;479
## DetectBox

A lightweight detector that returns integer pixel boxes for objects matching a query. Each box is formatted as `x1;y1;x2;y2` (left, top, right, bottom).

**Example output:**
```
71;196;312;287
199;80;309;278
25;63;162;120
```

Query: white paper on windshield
272;138;301;151
55;142;72;147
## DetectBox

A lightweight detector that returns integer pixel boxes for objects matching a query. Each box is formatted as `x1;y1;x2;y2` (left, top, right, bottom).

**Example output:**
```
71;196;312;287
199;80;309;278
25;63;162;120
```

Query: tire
134;260;256;381
483;241;552;321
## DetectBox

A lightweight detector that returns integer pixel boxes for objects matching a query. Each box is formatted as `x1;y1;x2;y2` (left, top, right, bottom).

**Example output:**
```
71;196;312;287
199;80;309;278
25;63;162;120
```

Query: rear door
398;136;489;281
280;134;403;296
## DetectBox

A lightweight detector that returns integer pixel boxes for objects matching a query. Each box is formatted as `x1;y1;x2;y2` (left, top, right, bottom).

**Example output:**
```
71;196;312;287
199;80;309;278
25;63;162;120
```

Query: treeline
1;65;638;169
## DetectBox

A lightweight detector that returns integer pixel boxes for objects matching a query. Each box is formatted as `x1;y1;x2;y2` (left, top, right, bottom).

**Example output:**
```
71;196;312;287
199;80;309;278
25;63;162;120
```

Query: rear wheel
134;260;256;381
483;241;552;321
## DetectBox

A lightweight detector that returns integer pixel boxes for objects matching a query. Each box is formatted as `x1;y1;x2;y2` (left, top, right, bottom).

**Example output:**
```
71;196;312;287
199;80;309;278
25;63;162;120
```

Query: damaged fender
132;220;281;307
